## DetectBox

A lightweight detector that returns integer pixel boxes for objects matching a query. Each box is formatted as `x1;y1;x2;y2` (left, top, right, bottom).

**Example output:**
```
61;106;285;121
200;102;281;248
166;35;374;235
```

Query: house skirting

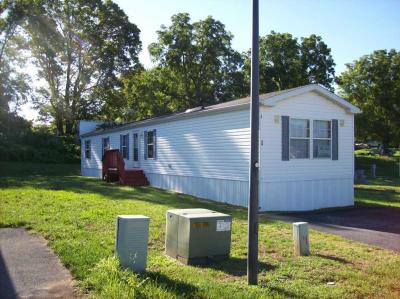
81;169;354;212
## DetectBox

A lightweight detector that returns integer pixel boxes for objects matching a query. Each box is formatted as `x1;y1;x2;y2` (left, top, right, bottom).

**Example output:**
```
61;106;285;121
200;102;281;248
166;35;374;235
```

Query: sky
19;0;400;121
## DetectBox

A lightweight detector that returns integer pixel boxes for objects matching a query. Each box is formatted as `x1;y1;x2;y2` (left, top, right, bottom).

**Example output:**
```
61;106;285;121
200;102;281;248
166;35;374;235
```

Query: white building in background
79;84;361;211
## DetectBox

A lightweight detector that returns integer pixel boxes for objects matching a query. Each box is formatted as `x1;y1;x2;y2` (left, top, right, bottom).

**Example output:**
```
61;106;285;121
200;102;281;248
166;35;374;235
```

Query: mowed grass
355;177;400;208
1;162;400;298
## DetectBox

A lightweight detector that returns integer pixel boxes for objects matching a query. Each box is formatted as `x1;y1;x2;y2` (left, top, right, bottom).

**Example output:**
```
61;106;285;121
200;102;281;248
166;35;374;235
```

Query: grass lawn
1;162;400;298
355;177;400;208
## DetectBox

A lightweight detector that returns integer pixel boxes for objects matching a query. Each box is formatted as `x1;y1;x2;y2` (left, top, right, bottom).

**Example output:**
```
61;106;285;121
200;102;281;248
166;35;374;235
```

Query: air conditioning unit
165;209;232;264
115;215;150;272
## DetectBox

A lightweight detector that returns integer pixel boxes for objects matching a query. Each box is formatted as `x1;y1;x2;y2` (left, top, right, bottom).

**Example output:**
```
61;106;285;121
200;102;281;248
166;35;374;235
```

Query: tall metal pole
247;0;260;286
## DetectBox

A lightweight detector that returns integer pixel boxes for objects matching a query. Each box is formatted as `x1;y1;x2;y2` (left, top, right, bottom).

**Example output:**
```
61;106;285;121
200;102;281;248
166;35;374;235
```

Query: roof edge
261;84;361;114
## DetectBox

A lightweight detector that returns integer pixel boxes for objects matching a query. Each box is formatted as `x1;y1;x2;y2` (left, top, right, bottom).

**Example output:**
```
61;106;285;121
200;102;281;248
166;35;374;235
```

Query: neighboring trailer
80;84;361;211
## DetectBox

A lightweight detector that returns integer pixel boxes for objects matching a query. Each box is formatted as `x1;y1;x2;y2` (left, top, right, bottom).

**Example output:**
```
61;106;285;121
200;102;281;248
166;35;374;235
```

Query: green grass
355;177;400;208
355;154;399;178
1;162;400;298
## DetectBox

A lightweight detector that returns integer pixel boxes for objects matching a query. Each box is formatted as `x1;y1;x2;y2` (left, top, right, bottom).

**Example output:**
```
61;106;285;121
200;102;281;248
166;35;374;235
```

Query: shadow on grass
0;221;31;229
314;253;352;265
267;286;304;299
0;175;249;221
195;257;277;277
140;271;199;297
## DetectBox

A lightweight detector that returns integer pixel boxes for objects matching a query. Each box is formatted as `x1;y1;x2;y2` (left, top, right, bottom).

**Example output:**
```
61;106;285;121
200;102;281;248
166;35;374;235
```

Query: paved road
0;228;76;299
268;206;400;251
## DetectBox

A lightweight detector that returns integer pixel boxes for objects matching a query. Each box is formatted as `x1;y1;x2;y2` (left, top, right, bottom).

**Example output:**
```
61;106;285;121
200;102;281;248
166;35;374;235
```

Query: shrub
0;112;79;163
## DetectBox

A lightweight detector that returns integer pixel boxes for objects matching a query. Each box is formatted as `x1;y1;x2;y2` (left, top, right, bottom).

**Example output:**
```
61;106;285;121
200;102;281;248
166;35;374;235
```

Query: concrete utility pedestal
293;222;310;256
115;215;150;272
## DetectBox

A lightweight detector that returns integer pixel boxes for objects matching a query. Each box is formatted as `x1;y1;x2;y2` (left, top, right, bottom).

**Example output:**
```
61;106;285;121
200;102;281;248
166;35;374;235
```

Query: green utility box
165;208;232;264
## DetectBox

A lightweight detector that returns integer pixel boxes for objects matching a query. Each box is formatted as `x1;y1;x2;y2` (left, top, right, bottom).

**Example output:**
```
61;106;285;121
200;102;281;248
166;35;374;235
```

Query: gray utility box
165;209;232;265
115;215;150;272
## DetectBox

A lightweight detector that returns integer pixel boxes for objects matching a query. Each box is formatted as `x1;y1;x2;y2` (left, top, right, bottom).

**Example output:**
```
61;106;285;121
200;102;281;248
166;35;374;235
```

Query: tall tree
244;31;335;93
337;49;400;151
300;34;335;89
24;0;141;135
149;13;246;108
0;0;30;113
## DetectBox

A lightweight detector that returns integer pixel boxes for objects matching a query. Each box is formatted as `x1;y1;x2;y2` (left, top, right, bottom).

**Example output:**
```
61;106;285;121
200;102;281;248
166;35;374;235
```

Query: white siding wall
81;91;355;211
81;108;251;207
259;91;354;211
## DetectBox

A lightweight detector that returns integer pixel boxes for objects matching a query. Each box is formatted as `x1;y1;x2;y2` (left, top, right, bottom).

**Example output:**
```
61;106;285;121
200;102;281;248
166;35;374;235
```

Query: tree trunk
56;116;64;136
65;120;74;135
381;134;392;155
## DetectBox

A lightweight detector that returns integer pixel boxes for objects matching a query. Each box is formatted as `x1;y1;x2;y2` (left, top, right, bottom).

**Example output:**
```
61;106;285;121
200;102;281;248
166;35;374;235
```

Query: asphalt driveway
0;228;76;299
268;206;400;251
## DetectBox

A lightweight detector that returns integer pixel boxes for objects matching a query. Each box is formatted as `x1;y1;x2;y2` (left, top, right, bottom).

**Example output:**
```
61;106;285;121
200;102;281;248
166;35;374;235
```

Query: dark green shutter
282;116;289;161
153;129;157;159
144;131;147;160
332;119;338;160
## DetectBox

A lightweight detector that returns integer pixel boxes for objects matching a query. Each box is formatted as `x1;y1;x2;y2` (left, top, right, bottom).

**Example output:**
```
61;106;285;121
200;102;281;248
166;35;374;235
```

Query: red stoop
122;169;149;186
103;150;149;187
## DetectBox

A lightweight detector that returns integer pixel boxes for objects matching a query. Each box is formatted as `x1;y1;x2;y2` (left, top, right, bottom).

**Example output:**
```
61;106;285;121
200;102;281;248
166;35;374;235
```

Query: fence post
293;222;310;256
371;164;376;179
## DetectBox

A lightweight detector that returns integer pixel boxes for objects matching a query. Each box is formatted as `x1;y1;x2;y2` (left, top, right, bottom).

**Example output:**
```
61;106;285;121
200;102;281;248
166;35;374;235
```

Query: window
133;133;139;161
120;134;129;159
289;119;310;159
84;140;91;159
313;120;331;158
145;130;156;159
147;131;154;159
102;137;110;157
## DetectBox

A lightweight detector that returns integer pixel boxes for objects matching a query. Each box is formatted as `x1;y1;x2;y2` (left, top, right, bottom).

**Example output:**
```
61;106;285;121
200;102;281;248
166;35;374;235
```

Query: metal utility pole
247;0;260;286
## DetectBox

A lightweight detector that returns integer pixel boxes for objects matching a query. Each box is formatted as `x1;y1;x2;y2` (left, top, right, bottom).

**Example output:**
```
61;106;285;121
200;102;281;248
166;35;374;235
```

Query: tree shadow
0;175;249;221
139;271;199;297
314;253;352;265
0;250;17;299
195;256;277;277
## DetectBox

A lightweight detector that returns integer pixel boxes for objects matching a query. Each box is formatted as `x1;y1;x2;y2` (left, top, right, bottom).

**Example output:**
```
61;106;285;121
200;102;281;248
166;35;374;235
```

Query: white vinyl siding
81;108;250;182
259;91;354;211
81;90;355;211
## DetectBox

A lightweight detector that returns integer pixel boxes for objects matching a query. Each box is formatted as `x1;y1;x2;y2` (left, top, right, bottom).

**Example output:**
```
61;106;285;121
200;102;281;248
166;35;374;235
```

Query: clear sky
116;0;400;74
19;0;400;121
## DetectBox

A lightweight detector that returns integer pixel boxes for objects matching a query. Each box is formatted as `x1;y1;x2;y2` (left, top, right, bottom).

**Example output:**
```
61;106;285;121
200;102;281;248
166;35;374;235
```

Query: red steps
102;150;149;186
121;169;149;186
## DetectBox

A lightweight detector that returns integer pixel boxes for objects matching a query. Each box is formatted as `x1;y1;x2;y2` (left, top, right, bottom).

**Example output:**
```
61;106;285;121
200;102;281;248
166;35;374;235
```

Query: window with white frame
84;140;91;159
121;134;129;159
147;130;155;159
313;120;331;158
289;118;310;159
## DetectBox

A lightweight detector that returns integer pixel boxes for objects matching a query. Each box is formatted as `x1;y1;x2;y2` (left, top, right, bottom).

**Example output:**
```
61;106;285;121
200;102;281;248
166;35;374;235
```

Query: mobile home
80;84;361;211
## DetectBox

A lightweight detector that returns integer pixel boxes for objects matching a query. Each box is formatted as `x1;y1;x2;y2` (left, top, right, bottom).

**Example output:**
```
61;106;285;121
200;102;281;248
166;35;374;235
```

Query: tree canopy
22;0;141;135
0;0;30;113
3;4;397;154
148;13;246;108
245;31;335;93
337;49;400;149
